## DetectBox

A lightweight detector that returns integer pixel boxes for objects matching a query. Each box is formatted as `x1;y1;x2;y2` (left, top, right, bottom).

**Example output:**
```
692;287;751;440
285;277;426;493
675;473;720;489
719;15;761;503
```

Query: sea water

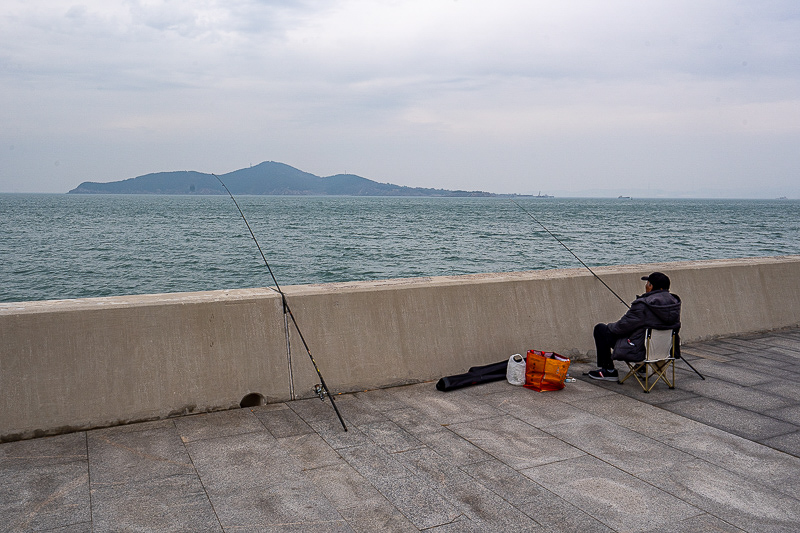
1;194;798;303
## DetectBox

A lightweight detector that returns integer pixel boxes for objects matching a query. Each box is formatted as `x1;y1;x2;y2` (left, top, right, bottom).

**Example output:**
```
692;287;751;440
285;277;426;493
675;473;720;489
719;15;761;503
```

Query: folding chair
618;328;677;392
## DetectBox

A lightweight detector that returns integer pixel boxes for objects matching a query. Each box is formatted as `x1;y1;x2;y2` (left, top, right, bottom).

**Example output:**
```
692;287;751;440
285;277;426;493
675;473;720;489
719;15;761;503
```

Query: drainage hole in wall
240;393;266;408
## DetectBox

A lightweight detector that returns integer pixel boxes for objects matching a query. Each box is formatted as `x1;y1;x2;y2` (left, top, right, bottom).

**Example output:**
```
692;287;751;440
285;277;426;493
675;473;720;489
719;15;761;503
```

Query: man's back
608;289;681;362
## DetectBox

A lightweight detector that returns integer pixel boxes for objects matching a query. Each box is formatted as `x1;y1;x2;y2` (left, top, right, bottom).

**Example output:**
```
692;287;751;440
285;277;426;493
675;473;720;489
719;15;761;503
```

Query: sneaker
587;368;619;381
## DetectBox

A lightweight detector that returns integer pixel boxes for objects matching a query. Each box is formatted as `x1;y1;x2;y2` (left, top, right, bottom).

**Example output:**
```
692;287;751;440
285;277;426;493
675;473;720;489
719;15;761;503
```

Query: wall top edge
3;255;798;315
0;287;281;315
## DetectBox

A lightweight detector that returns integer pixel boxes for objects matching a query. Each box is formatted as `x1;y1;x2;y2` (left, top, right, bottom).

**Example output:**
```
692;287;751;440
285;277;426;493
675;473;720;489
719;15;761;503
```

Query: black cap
641;272;670;290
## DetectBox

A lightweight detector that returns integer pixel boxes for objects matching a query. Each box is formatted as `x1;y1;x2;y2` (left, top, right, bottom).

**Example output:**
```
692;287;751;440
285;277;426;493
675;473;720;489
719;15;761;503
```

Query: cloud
1;0;799;195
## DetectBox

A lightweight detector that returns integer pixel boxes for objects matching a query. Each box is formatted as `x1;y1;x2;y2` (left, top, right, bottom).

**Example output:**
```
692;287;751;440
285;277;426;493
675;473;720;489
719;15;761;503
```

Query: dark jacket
608;289;681;362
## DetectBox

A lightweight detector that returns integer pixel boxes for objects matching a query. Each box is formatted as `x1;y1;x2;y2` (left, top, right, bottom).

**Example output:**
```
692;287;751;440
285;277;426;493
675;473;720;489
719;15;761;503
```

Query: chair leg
619;362;645;386
619;362;635;384
669;359;675;388
620;359;677;392
647;359;676;391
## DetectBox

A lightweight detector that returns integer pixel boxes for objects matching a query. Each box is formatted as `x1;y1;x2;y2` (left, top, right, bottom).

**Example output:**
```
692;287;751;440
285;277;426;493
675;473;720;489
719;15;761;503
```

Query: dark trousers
594;323;622;370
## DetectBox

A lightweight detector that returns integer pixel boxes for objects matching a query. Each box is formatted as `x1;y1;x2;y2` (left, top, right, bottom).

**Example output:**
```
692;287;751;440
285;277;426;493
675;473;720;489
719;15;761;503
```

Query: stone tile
204;506;350;532
681;341;732;354
237;521;353;533
349;385;420;413
466;458;614;532
386;387;506;441
515;488;615;532
405;515;476;532
658;396;797;442
0;432;87;468
463;458;557;508
571;393;704;439
750;353;800;372
679;377;792;412
0;460;89;533
680;349;732;363
640;459;800;533
448;415;585;470
337;442;413;482
0;432;89;532
760;430;800;458
447;484;544;532
336;500;419;532
251;403;314;438
556;378;620;403
397;384;504;425
540;416;695;476
753;377;800;402
708;339;757;355
768;404;800;425
759;364;800;383
370;475;462;530
302;462;387;509
643;513;747;532
762;335;800;350
521;454;701;533
358;420;425;453
394;446;473;490
725;352;799;370
396;447;540;531
276;432;344;470
185;432;295;489
762;344;800;358
207;482;348;532
682;360;772;386
384;406;457;437
90;474;221;532
409;428;492;466
35;523;93;533
303;461;430;531
481;384;606;428
307;417;371;450
325;394;393;427
300;464;421;530
655;425;800;497
615;385;701;405
88;424;194;484
186;432;344;531
174;408;269;443
670;359;716;383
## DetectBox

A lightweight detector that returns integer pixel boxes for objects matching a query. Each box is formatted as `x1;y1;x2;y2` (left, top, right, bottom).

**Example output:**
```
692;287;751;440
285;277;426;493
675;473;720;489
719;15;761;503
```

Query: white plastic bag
506;353;526;386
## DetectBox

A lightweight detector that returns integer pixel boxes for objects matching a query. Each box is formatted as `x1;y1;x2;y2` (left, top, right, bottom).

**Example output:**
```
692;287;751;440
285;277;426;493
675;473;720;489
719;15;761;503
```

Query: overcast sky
2;1;798;196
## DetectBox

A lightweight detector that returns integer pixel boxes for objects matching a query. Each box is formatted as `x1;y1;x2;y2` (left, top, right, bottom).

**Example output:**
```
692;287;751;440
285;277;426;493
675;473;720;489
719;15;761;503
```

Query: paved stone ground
2;328;799;532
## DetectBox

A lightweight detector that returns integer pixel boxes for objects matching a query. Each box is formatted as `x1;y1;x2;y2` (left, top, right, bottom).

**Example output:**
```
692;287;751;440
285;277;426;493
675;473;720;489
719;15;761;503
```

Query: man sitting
587;272;681;380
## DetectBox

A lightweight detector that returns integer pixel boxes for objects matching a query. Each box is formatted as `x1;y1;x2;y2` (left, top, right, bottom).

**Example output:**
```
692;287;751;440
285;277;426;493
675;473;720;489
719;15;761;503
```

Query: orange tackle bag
524;350;571;392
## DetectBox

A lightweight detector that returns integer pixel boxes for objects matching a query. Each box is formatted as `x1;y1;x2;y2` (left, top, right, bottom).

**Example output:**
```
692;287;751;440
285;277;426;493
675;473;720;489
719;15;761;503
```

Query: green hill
68;161;499;197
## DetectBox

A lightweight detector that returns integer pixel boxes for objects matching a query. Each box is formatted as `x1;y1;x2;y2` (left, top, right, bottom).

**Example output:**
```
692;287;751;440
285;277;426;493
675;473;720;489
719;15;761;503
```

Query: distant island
68;161;535;197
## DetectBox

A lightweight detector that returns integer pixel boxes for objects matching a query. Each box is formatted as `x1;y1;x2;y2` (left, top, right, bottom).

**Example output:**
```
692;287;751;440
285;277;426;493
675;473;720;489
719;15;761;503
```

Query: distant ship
618;195;632;199
535;191;554;198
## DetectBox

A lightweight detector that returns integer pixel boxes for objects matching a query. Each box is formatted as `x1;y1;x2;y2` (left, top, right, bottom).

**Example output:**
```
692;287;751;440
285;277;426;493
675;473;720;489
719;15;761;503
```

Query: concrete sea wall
2;256;799;441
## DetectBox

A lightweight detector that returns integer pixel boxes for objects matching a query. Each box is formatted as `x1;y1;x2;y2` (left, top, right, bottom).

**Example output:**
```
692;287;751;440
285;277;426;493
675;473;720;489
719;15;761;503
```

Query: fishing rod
213;174;348;431
510;199;704;380
510;199;630;309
